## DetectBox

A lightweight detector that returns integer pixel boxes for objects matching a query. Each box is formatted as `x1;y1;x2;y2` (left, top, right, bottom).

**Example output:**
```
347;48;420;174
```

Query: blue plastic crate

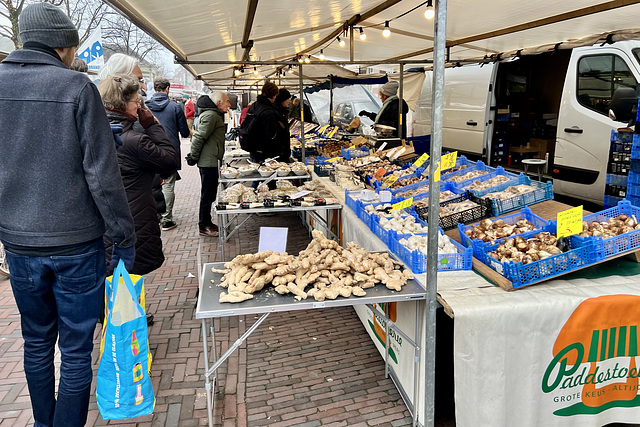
572;200;640;260
606;173;629;186
407;135;430;155
631;159;640;173
341;146;370;160
451;168;521;197
392;181;462;204
632;144;640;160
379;156;475;195
389;230;472;274
479;237;601;289
627;195;640;207
313;163;333;177
369;209;426;245
458;207;552;260
627;171;640;197
485;175;554;216
344;190;361;213
611;130;633;143
604;194;624;209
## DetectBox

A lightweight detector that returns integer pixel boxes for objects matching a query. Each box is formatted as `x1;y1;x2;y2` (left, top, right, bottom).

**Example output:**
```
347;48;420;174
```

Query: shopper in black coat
358;80;409;138
98;75;179;275
249;82;289;163
274;88;292;163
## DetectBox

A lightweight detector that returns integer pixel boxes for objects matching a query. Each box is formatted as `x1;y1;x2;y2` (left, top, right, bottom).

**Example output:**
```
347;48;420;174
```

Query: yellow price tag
434;164;441;182
325;157;341;163
348;145;356;150
557;206;583;238
318;124;329;134
383;175;399;188
413;153;429;169
441;151;458;171
327;127;338;138
392;197;413;211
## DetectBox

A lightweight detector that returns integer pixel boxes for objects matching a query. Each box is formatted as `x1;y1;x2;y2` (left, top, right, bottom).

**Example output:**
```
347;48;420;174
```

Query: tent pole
299;64;305;163
426;0;447;426
399;63;404;141
349;26;354;62
329;76;334;126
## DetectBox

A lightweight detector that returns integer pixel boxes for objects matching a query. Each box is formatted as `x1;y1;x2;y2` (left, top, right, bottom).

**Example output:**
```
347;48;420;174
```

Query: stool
522;158;547;181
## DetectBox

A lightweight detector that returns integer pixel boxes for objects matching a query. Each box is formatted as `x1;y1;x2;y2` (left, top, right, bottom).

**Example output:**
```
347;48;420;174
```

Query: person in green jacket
189;91;230;237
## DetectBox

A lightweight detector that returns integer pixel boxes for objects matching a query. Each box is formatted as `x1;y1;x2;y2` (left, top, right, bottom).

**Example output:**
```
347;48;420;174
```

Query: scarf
375;95;397;123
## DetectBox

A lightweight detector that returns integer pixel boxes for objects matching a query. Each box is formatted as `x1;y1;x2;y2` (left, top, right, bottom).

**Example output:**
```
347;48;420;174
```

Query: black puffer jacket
104;111;179;275
249;95;288;163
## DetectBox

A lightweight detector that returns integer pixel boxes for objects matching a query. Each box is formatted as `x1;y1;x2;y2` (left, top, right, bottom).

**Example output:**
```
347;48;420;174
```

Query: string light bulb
337;36;345;47
297;55;303;63
234;68;240;76
319;49;325;60
424;0;434;19
305;55;310;63
359;27;366;40
253;67;258;75
383;21;391;37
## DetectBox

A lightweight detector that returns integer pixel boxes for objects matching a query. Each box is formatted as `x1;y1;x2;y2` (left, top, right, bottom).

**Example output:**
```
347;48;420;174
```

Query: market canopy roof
103;0;640;88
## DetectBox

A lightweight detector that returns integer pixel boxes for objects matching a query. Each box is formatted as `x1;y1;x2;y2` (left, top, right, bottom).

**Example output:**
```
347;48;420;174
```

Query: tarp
103;0;640;89
303;73;389;94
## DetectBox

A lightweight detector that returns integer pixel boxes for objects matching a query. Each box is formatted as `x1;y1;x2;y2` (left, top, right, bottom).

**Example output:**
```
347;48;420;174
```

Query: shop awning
101;0;640;87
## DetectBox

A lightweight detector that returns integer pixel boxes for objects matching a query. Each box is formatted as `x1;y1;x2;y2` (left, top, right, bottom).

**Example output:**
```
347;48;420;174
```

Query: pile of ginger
216;230;414;303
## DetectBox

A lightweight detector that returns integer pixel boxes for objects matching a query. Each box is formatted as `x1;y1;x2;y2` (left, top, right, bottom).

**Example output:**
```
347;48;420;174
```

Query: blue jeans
5;240;105;427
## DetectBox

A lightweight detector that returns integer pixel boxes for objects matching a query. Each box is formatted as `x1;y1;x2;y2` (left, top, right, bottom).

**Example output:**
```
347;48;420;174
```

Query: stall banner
454;289;640;427
77;27;104;71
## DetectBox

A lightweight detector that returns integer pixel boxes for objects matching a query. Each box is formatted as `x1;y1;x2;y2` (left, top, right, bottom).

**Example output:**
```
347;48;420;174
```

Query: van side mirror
610;87;638;126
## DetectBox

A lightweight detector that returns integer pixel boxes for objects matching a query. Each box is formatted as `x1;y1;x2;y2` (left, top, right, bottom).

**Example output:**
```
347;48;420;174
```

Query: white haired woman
188;91;230;237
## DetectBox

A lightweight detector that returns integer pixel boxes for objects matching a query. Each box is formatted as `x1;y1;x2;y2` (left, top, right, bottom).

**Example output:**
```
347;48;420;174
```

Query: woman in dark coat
98;74;179;275
273;88;292;163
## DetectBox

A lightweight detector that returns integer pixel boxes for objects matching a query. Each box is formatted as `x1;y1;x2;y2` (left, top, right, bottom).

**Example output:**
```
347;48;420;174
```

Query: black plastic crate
314;163;334;177
415;191;492;231
609;161;630;175
605;184;627;198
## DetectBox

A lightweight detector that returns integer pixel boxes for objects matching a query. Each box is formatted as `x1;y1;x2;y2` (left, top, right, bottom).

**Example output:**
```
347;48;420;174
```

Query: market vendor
358;80;408;138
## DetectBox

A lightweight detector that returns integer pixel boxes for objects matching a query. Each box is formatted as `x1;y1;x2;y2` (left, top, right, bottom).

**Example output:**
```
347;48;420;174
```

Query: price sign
348;145;356;150
557;205;583;238
374;167;387;181
289;190;312;200
441;151;458;171
413;153;429;168
317;124;329;134
391;197;413;211
391;146;406;161
383;174;399;188
327;126;339;138
433;164;441;182
325;157;341;163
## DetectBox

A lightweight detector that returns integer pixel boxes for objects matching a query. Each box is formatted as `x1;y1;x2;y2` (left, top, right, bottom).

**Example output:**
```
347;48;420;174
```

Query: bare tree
101;11;160;63
0;0;106;48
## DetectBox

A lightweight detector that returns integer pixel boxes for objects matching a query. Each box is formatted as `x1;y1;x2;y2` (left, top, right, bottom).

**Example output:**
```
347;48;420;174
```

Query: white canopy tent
100;1;640;427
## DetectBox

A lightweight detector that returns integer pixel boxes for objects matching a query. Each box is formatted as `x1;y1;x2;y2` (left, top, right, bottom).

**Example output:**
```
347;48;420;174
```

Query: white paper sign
289;190;312;200
258;227;288;253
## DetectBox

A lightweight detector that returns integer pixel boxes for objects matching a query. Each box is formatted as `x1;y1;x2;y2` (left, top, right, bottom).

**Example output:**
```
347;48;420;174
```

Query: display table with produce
196;232;426;427
316;171;640;427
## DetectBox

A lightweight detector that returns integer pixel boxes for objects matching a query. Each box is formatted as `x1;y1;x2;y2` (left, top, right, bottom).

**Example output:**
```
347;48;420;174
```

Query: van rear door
414;64;496;156
554;46;640;204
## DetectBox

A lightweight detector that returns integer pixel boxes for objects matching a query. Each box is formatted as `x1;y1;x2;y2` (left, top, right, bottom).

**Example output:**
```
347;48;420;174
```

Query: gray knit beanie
19;3;79;48
380;80;399;97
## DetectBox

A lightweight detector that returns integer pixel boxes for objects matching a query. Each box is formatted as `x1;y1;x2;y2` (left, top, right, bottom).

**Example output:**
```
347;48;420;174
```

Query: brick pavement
0;139;418;427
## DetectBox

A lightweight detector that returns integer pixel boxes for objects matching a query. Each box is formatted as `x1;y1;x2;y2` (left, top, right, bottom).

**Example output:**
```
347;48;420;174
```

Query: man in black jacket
146;77;190;231
248;81;286;163
359;80;409;138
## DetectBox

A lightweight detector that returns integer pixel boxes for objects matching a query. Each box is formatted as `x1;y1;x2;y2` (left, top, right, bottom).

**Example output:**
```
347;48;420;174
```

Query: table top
196;261;426;318
521;158;547;165
215;203;342;214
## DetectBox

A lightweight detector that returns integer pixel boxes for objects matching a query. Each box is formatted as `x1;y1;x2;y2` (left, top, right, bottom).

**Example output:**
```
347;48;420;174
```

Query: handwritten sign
441;151;458;171
325;157;341;163
557;205;583;238
348;145;356;150
391;197;413;211
383;174;399;188
374;167;387;181
414;153;429;168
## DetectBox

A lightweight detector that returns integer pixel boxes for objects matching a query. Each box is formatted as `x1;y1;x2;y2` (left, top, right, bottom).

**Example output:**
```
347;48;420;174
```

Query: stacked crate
628;133;640;207
606;130;632;208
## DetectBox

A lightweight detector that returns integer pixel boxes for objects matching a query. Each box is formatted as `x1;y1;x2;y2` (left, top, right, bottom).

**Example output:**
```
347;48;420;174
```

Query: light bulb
338;36;345;47
383;21;391;37
253;67;258;75
298;55;303;63
319;49;325;60
425;0;434;19
305;55;310;63
234;69;240;76
359;27;366;40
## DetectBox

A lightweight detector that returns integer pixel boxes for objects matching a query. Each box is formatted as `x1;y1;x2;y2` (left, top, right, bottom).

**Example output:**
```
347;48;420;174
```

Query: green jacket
190;106;225;167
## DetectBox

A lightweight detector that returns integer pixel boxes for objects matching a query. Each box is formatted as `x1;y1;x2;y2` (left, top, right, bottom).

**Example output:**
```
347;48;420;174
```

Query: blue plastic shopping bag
96;260;155;419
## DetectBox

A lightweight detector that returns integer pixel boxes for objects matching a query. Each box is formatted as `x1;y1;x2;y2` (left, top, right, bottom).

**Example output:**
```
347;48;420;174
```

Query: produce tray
452;169;522;197
441;160;494;184
458;207;552;260
415;191;492;231
571;200;640;260
485;175;554;216
369;209;426;246
478;234;601;289
390;179;460;203
388;230;472;274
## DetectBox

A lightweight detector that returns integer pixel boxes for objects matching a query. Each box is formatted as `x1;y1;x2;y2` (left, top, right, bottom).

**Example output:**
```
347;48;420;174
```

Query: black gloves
185;153;197;166
358;110;368;116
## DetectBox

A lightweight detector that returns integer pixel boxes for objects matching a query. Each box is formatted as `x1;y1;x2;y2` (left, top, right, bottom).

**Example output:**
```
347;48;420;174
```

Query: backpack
238;110;259;152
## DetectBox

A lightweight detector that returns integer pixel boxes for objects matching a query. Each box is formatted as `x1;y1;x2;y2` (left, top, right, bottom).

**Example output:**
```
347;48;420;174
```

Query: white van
414;41;640;205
